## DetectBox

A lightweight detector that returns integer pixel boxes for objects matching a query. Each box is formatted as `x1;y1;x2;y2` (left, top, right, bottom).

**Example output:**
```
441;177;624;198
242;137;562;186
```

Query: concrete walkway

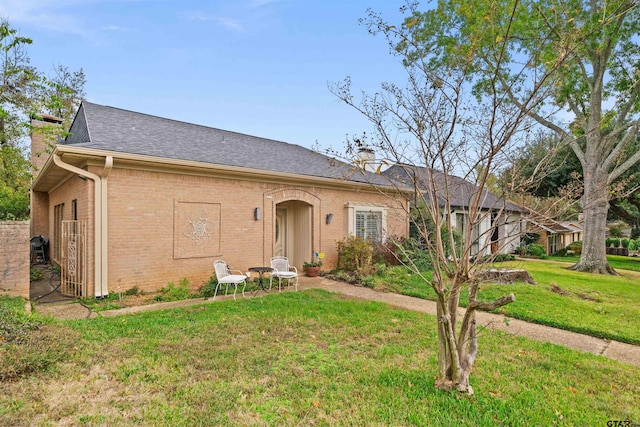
32;274;640;367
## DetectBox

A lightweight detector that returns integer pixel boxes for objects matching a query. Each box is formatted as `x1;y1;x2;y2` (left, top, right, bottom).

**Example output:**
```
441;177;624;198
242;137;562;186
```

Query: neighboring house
523;210;583;255
30;102;409;298
382;164;524;257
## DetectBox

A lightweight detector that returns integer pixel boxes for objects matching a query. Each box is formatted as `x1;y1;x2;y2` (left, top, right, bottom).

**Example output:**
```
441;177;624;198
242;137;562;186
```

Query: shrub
629;239;636;251
123;286;140;296
474;253;516;262
552;248;568;257
519;243;547;258
621;238;630;249
567;241;583;255
337;236;373;272
606;237;613;247
612;238;621;248
198;276;218;299
392;236;432;271
371;235;405;266
155;278;192;302
631;228;640;240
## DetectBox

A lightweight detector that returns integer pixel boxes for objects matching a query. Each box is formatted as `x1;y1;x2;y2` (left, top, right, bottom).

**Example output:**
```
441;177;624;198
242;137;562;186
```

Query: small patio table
248;267;273;295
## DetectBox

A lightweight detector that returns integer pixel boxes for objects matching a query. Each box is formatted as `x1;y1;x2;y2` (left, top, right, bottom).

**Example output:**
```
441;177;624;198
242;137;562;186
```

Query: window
72;199;78;220
53;203;64;262
345;203;387;243
356;210;382;242
548;234;558;254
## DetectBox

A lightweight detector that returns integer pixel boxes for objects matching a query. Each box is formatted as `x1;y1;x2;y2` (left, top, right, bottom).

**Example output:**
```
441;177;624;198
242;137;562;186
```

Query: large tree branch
615;77;640;129
608;121;640;181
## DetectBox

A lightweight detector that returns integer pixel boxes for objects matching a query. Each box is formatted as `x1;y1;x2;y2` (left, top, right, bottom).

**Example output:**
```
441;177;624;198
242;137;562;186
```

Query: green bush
198;276;218;299
123;286;140;296
606;237;613;247
337;236;373;273
154;278;192;302
612;238;621;248
629;239;636;251
519;243;547;258
567;241;583;255
552;248;568;257
621;238;630;249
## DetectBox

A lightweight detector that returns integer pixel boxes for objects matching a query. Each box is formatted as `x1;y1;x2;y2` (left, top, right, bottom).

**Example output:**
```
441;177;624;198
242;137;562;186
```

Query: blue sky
2;0;410;153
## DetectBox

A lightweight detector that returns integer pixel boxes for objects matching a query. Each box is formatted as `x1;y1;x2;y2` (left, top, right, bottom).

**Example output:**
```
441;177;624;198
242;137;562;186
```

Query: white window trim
344;202;388;242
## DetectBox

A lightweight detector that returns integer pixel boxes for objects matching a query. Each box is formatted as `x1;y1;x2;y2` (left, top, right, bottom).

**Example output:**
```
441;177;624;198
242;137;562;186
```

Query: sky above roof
2;0;410;154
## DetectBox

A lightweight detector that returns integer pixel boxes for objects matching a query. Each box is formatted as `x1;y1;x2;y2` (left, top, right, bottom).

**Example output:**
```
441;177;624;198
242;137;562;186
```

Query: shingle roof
62;101;390;186
383;163;522;212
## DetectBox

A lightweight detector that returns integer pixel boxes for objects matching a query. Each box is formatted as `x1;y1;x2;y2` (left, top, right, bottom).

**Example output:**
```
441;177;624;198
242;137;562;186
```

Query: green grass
370;258;640;345
547;254;640;272
1;291;638;426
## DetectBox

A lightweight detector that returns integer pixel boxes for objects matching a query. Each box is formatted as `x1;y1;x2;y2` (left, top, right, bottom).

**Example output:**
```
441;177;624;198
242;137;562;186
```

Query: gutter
53;153;113;297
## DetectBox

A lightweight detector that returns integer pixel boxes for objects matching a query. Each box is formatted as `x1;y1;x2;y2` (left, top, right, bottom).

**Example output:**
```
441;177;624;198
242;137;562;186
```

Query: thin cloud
217;17;244;33
100;24;129;32
0;0;88;36
185;11;211;22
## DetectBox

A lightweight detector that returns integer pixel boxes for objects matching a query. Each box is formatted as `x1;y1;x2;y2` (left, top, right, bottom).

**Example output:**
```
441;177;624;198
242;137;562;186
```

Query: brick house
524;210;583;255
31;102;409;298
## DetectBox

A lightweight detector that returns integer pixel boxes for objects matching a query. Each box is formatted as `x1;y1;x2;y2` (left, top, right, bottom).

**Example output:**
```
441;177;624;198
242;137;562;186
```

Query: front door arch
262;188;321;270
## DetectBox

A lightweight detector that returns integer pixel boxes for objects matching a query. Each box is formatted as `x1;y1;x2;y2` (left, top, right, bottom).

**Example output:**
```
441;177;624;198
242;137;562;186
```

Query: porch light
254;207;261;221
326;213;333;225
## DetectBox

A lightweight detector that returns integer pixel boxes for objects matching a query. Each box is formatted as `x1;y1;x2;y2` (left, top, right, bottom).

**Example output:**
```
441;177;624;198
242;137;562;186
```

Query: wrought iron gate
60;220;87;297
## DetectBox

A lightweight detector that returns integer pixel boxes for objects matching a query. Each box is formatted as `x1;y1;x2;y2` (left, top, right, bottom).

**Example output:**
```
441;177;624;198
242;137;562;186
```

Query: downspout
100;156;113;297
53;154;112;297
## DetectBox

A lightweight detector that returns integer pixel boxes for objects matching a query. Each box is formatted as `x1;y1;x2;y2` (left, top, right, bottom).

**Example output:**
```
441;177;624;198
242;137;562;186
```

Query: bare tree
331;5;555;395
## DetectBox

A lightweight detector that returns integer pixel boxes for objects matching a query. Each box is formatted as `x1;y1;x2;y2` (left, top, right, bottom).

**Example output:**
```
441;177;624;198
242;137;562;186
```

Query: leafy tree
0;145;30;219
0;19;38;147
398;0;640;274
0;20;85;220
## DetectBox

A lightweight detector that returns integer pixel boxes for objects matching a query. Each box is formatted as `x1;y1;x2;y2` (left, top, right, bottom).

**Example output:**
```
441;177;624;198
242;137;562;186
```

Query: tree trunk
570;168;618;274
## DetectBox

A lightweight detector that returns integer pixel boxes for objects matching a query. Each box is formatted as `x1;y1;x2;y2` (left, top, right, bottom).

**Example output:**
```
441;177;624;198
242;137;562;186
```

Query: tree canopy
0;20;85;220
394;0;640;274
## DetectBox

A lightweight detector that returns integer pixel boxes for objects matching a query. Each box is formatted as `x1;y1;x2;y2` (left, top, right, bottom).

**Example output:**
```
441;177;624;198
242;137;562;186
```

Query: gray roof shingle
63;101;391;186
383;163;522;212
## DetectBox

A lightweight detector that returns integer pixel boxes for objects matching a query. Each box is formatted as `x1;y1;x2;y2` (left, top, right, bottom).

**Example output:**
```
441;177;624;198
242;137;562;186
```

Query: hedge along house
30;102;409;298
382;164;524;257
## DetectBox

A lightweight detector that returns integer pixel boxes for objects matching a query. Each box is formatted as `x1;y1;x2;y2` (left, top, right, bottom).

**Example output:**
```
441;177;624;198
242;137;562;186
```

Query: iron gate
60;220;87;297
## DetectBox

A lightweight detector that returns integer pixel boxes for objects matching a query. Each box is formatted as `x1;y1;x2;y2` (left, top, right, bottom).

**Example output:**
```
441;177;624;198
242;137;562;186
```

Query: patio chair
213;260;247;300
269;256;298;292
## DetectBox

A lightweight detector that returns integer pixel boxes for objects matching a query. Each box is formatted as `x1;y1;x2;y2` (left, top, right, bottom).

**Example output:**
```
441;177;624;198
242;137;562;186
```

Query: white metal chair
213;260;247;300
269;256;298;291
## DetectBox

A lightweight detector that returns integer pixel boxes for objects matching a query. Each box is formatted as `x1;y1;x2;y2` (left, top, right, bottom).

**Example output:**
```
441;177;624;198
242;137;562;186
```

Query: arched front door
275;200;312;270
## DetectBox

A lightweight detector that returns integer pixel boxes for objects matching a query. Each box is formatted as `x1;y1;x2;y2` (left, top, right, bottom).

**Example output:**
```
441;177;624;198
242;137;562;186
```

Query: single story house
524;210;583;255
30;102;409;298
382;163;524;256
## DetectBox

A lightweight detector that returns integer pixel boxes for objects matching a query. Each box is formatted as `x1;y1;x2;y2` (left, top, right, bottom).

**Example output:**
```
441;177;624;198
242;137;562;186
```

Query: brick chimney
30;114;62;180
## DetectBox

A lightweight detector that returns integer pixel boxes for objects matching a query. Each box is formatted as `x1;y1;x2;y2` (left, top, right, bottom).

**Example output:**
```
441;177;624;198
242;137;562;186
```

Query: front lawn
547;254;640;272
1;291;638;425
369;258;640;345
